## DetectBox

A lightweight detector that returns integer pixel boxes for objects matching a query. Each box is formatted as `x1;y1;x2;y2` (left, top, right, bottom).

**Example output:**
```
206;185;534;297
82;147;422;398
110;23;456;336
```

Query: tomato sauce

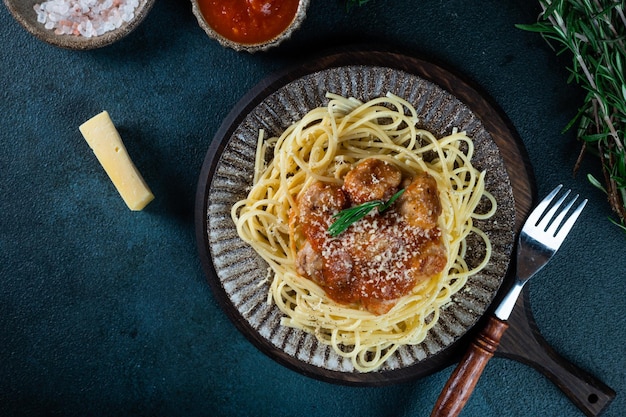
293;169;447;315
197;0;300;45
300;205;445;311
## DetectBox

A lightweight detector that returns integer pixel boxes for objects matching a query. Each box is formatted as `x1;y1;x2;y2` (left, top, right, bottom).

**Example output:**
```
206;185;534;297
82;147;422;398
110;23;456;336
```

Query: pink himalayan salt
33;0;139;37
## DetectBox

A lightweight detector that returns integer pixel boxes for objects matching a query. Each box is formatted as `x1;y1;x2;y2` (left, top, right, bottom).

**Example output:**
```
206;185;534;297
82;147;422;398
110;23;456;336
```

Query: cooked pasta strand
232;93;494;372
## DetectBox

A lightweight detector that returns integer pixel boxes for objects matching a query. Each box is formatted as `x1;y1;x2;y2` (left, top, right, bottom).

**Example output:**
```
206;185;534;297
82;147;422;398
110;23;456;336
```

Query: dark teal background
1;1;624;416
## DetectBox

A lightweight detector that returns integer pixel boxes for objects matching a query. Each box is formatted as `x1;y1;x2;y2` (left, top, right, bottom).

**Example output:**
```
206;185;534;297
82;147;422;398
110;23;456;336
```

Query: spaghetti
231;93;496;372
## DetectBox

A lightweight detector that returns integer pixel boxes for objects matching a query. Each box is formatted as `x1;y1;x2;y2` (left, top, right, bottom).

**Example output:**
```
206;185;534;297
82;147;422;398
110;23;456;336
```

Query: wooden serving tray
196;46;615;414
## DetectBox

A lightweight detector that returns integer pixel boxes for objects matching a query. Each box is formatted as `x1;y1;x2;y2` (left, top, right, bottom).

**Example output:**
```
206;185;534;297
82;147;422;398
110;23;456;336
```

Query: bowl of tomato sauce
192;0;309;52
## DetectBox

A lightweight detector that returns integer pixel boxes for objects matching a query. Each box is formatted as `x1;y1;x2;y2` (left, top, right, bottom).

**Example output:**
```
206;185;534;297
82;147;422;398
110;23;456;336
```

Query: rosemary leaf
328;189;405;237
519;0;626;230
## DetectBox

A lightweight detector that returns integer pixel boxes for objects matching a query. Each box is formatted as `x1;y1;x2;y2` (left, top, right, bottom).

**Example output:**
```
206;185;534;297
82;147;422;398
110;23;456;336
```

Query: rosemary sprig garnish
517;0;626;231
328;189;405;237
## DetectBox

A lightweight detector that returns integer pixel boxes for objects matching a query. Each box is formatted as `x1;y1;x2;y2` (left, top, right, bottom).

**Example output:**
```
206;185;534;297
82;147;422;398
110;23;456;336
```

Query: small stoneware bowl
191;0;309;53
4;0;155;50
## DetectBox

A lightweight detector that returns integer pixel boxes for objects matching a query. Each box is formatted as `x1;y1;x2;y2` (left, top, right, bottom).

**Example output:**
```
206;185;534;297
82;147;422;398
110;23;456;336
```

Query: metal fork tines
523;184;588;252
495;184;587;321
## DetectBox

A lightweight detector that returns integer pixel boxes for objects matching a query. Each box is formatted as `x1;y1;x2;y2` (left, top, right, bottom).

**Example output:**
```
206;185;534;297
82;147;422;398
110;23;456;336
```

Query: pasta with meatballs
231;93;495;372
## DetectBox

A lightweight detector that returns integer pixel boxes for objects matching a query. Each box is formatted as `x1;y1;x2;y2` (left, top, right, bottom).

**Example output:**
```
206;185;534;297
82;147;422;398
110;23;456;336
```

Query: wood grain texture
430;317;509;417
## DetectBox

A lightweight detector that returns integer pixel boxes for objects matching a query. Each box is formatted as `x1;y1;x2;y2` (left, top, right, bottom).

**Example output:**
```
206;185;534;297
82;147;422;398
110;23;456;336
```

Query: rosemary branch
328;189;405;237
517;0;626;230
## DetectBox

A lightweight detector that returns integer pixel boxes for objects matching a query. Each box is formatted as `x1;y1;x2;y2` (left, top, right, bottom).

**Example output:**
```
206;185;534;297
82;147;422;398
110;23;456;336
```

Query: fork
430;184;587;417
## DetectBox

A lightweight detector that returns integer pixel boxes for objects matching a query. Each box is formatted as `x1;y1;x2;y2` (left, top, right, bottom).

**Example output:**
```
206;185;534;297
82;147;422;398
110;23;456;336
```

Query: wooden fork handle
430;316;509;417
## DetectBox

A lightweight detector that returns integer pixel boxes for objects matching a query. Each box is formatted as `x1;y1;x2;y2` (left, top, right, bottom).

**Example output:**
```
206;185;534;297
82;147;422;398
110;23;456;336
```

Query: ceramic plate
195;50;518;385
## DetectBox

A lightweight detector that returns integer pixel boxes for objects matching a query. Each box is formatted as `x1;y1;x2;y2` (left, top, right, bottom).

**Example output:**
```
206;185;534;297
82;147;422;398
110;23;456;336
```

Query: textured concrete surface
1;1;624;416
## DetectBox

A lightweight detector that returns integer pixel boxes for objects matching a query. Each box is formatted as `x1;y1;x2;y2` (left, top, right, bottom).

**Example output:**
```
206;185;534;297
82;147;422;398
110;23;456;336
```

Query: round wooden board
195;46;534;385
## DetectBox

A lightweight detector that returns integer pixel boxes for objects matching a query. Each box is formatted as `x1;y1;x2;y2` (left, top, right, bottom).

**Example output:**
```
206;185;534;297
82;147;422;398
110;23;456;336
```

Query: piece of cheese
79;111;154;211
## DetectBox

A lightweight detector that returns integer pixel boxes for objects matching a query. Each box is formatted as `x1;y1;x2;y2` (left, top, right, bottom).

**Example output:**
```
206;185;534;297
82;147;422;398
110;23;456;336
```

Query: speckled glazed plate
195;49;523;385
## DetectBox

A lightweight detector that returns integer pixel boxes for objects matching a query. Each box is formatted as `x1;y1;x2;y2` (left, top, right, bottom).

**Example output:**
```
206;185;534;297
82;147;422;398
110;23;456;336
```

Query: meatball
296;181;347;220
343;158;402;205
397;172;442;229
